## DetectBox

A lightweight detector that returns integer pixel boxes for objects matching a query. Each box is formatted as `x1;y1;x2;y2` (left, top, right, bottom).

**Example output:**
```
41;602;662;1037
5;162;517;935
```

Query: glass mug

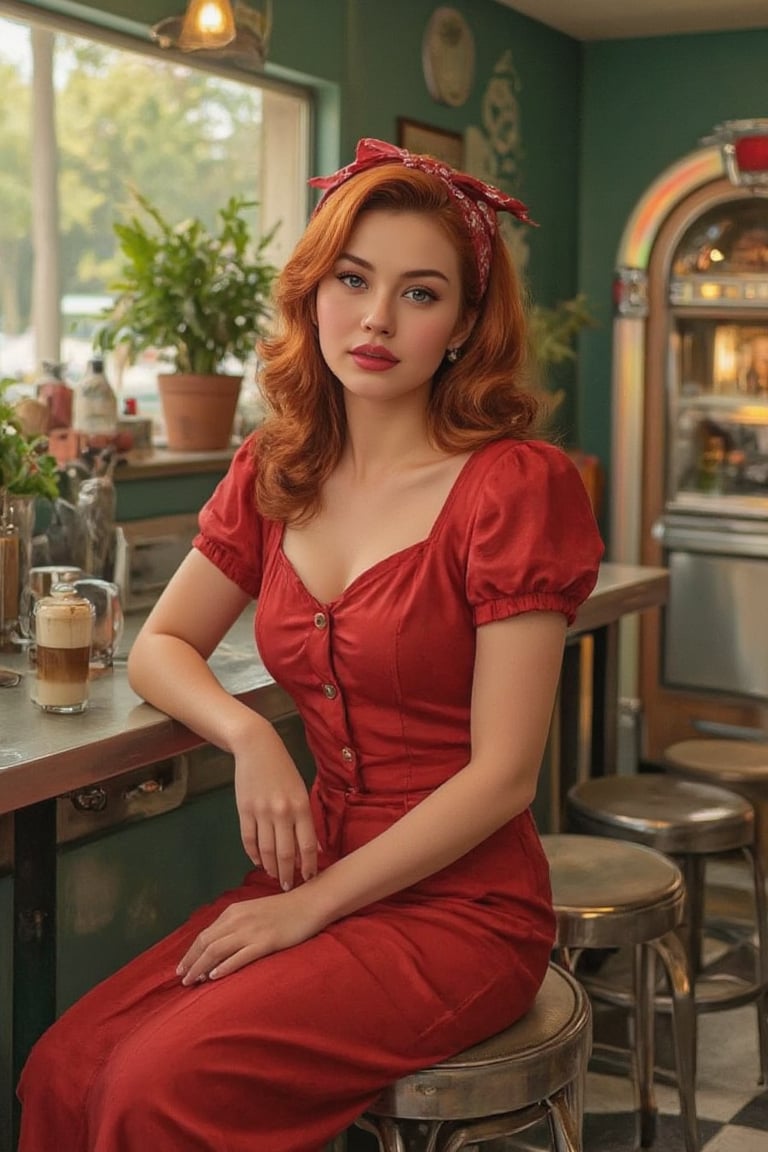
32;584;94;714
73;578;124;670
19;565;84;648
29;565;84;599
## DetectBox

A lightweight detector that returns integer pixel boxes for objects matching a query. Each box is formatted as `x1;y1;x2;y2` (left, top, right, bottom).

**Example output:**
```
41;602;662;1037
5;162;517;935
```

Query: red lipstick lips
350;344;400;371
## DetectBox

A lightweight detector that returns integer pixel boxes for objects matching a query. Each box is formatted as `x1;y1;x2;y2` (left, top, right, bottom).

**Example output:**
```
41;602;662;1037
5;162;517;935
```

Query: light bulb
178;0;236;51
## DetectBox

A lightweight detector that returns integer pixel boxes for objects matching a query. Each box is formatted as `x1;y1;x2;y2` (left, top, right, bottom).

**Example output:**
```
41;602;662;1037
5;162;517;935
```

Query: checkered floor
576;1002;768;1152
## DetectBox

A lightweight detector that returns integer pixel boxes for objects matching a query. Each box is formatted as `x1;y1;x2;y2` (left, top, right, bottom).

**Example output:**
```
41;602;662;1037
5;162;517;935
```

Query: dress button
322;683;337;700
341;746;354;762
313;612;327;629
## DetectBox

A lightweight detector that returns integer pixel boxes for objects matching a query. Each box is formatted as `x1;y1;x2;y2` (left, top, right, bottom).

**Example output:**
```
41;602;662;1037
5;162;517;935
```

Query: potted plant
528;294;602;511
529;292;596;419
96;190;278;451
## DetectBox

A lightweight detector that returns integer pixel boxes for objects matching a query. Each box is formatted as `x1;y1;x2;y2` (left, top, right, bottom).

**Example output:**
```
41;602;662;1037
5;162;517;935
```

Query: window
0;5;311;432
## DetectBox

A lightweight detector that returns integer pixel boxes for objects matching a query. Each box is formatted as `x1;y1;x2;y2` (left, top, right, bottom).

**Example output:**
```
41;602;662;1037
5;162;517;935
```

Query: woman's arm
128;549;319;882
128;549;257;749
178;609;567;983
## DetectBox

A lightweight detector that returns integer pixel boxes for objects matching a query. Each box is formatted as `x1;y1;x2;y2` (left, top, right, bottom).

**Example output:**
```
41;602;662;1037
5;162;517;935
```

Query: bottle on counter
35;361;73;430
73;357;118;442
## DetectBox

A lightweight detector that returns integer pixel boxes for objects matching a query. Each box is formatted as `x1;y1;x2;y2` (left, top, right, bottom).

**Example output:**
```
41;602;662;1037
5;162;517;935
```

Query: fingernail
176;963;185;976
209;968;219;980
281;880;291;892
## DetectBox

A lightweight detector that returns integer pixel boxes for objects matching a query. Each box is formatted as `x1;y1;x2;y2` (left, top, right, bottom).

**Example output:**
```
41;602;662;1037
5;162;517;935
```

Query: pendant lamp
151;1;272;68
178;0;236;52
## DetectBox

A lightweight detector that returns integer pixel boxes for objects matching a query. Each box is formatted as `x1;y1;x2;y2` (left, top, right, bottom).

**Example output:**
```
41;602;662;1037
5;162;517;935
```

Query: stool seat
542;835;697;1151
568;774;754;855
665;739;768;785
664;739;768;871
359;964;592;1151
542;835;685;948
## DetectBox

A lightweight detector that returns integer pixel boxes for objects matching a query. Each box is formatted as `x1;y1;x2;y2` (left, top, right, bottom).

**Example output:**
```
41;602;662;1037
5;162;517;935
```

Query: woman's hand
177;887;320;984
233;725;319;890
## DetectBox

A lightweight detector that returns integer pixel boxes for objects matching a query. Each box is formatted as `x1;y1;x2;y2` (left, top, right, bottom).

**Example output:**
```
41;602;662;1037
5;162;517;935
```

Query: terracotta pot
158;373;242;452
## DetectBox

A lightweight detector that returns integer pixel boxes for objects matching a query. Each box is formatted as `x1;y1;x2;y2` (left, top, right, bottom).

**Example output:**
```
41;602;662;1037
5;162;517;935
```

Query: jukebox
612;120;768;759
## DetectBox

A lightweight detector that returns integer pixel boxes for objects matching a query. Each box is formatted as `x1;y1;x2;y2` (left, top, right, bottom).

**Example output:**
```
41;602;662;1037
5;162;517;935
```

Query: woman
18;138;603;1152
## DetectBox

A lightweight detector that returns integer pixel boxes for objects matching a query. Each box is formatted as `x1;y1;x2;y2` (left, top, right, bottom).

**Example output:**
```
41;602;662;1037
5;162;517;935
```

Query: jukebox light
703;119;768;187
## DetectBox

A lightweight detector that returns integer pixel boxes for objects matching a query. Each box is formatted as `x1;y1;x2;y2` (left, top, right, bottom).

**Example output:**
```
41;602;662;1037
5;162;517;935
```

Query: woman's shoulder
463;436;580;489
454;436;602;549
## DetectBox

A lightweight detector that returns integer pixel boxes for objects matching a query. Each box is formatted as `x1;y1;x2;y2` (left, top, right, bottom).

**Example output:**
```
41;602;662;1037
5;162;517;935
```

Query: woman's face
315;208;466;406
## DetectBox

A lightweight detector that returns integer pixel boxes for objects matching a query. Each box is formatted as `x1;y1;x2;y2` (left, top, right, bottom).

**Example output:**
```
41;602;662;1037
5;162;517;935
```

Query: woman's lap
18;870;551;1152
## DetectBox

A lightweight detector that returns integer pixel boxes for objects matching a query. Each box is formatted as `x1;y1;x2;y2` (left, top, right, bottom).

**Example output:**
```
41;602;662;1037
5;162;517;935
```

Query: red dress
18;437;602;1152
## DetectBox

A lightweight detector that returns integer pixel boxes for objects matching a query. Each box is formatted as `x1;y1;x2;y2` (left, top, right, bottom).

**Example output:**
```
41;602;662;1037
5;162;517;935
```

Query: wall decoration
421;6;475;108
464;49;529;272
397;118;464;168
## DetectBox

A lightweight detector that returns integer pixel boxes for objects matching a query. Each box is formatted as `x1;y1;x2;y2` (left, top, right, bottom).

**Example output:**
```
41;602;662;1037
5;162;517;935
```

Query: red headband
309;137;535;296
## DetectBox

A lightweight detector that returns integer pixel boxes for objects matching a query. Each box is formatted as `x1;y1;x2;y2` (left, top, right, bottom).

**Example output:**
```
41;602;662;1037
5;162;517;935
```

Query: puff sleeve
192;434;265;599
467;442;604;627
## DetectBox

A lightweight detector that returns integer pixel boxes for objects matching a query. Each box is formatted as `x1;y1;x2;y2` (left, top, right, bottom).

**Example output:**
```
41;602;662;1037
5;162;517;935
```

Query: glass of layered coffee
32;584;94;713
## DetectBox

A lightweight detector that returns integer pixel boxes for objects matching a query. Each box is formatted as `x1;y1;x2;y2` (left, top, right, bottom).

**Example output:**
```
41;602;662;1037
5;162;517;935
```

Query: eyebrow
337;251;450;283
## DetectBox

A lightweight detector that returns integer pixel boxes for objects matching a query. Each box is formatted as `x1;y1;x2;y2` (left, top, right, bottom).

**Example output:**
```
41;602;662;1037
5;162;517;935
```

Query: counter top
0;562;668;815
569;562;668;635
115;445;235;480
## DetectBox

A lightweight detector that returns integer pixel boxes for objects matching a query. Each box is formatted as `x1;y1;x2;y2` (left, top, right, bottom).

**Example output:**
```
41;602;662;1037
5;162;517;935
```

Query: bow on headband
309;137;535;295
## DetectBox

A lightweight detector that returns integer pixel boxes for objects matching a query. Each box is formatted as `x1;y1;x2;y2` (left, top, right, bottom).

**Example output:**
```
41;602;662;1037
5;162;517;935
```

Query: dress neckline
277;442;497;608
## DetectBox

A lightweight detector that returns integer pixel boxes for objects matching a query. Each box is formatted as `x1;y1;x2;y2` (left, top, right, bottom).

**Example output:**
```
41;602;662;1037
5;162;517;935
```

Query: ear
450;309;478;351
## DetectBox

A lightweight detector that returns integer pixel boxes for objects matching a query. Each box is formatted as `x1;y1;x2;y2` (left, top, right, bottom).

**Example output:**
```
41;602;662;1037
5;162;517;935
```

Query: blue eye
337;272;366;289
404;286;437;303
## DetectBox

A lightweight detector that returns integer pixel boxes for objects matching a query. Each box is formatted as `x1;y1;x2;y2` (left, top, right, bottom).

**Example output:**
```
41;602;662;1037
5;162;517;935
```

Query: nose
362;295;394;336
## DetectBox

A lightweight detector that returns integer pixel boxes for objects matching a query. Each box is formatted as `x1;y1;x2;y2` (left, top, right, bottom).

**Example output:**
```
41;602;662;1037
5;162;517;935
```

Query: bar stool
664;738;768;865
356;963;592;1152
566;774;768;1085
541;834;698;1152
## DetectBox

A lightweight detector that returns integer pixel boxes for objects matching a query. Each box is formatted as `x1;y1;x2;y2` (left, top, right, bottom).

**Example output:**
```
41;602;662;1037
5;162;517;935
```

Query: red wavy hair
255;163;537;522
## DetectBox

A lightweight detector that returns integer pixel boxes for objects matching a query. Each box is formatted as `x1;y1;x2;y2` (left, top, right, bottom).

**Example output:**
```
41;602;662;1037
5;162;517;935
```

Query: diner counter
0;562;668;817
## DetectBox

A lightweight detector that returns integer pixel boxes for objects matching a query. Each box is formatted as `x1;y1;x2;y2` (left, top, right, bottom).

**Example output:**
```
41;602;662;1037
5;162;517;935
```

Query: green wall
579;29;768;499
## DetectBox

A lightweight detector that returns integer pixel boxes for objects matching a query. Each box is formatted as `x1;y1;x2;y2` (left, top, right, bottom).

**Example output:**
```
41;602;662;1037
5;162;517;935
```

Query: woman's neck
340;396;439;481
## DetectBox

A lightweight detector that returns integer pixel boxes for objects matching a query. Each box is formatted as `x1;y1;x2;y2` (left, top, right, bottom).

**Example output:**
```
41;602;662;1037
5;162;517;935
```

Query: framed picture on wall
397;118;464;168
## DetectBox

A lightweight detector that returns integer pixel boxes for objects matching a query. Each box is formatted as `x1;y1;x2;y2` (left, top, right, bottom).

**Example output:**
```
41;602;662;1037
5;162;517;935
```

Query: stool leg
633;943;657;1148
745;843;768;1085
547;1080;585;1152
678;856;705;979
653;930;700;1152
354;1115;408;1152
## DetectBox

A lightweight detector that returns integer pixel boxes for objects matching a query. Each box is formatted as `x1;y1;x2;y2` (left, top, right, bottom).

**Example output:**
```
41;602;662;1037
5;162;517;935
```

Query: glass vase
0;491;37;650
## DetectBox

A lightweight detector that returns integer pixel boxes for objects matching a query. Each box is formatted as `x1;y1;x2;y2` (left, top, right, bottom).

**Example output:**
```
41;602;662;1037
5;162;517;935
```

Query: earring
446;347;460;363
